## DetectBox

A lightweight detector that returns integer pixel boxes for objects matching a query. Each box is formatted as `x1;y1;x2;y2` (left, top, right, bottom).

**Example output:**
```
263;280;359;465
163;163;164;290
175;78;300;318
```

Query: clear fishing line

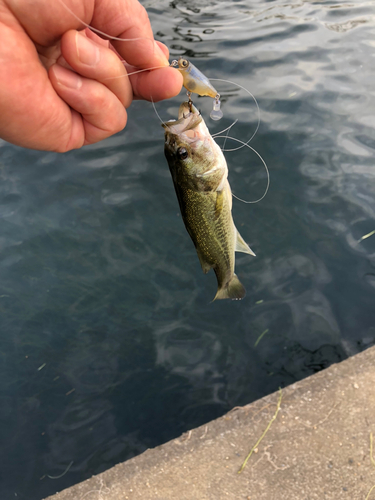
214;135;270;204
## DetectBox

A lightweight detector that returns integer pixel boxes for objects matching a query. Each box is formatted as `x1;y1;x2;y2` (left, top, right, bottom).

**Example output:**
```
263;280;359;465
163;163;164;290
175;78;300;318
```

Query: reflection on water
1;0;375;498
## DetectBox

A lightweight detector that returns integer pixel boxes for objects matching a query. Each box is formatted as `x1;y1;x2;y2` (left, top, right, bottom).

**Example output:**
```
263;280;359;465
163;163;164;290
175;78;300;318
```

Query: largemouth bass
163;102;255;300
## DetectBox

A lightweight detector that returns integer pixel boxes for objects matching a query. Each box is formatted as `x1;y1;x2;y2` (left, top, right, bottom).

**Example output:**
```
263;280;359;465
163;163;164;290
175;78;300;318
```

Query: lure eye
179;58;189;68
177;147;188;160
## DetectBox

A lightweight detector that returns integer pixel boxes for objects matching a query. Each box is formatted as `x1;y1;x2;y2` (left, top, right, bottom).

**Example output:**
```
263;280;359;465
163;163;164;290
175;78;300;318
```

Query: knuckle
105;104;127;134
111;105;127;133
95;95;127;134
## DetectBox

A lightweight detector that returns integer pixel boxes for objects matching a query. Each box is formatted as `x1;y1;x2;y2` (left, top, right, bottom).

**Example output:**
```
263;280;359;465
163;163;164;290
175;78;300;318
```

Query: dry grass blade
358;230;375;243
365;432;375;500
238;388;282;473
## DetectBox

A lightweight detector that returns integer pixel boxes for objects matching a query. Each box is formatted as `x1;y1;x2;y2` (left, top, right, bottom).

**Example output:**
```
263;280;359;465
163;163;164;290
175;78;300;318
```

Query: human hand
0;0;183;152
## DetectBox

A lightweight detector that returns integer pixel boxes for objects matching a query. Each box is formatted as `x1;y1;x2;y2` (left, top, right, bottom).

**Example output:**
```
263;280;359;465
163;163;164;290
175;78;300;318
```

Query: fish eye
177;147;188;160
179;58;189;68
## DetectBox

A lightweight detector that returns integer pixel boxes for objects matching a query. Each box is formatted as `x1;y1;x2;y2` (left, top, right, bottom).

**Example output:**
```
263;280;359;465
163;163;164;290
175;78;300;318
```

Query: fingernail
76;32;100;66
54;65;82;90
154;42;169;67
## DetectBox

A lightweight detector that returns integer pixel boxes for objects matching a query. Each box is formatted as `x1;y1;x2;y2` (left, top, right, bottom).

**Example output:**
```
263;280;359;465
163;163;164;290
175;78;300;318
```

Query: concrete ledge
45;346;375;500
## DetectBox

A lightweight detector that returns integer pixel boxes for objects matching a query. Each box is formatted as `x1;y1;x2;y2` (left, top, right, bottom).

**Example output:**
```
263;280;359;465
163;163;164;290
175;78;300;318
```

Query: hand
0;0;183;151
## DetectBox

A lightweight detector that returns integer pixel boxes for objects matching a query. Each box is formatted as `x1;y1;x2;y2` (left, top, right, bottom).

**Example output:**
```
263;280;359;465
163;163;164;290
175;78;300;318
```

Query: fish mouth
162;101;207;144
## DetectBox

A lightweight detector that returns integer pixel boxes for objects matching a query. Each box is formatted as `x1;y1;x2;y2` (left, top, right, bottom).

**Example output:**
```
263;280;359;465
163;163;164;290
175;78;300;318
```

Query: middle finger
60;29;133;108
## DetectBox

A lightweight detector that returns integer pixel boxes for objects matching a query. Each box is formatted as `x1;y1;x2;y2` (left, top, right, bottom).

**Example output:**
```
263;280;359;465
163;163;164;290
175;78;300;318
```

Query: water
1;0;375;498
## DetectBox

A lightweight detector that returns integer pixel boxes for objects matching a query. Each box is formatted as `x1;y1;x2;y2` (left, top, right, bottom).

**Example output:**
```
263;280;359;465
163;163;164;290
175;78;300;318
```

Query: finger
129;66;183;102
49;65;127;149
155;41;170;61
87;19;170;67
91;0;170;69
35;41;62;70
7;0;169;69
85;27;111;48
60;29;132;108
0;15;70;151
5;0;91;44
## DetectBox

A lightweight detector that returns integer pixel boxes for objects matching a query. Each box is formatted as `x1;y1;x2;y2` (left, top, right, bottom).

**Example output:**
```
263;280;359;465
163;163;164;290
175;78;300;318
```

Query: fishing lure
57;1;227;121
170;57;223;121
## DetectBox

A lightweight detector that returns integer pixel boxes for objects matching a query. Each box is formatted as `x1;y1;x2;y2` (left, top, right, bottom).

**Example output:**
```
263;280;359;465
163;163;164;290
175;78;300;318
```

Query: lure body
172;58;218;98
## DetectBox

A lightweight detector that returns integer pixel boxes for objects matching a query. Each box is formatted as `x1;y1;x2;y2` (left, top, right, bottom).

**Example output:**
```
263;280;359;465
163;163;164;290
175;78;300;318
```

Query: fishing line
214;135;270;204
57;0;152;43
104;66;169;80
216;114;232;152
209;78;261;151
57;0;184;100
57;0;260;140
58;0;265;184
222;113;233;151
212;119;238;138
151;97;167;127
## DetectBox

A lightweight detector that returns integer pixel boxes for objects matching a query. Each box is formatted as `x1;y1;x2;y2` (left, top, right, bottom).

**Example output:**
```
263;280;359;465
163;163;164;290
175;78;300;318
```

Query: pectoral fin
235;230;256;256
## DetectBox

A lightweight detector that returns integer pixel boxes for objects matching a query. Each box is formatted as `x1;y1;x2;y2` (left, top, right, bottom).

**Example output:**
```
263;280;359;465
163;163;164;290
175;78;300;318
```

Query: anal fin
196;247;212;274
235;229;256;256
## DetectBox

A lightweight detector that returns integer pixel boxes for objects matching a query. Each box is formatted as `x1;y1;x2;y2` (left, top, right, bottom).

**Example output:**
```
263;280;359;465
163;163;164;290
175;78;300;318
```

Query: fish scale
184;188;233;270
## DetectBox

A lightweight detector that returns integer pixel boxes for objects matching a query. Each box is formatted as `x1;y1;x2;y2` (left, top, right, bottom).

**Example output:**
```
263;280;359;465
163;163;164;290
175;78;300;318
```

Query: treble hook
186;91;193;112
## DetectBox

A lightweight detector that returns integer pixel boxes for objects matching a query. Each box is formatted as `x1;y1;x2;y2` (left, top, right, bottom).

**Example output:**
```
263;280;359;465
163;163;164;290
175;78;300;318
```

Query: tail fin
213;274;246;301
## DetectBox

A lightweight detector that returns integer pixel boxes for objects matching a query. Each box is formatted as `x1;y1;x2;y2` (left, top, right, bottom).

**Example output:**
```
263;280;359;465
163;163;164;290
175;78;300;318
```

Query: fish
162;101;256;300
171;58;218;98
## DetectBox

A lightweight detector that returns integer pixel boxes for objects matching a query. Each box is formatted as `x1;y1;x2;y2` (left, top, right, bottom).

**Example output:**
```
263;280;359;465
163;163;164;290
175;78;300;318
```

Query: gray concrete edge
45;346;375;500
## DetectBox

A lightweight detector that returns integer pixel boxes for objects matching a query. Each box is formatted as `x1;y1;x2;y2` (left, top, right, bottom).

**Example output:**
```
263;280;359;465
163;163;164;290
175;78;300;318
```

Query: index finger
90;0;170;68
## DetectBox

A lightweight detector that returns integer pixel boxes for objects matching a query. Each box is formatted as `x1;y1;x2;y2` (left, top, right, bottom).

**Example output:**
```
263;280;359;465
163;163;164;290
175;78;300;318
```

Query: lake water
1;1;375;498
